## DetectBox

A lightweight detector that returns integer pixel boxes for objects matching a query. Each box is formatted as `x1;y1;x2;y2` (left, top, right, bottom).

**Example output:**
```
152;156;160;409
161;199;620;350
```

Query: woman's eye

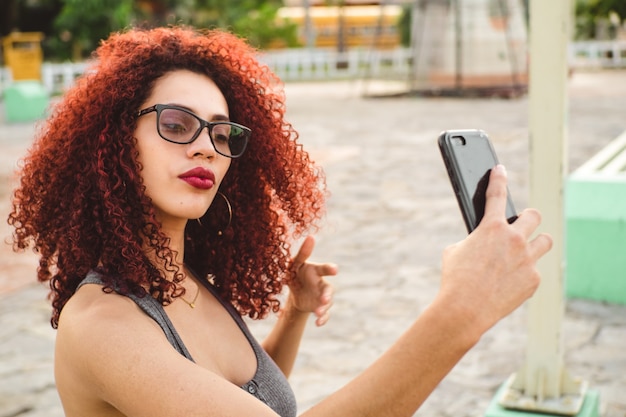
212;125;231;143
213;133;229;143
161;122;187;133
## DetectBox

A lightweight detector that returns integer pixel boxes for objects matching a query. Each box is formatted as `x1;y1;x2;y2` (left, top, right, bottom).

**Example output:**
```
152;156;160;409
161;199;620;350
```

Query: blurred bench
566;130;626;305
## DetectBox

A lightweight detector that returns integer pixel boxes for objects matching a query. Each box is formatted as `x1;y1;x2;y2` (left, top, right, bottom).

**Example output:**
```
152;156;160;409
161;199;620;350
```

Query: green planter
3;81;49;123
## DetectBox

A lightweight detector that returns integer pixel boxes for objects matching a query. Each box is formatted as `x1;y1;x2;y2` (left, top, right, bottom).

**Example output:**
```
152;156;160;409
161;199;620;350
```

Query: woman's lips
179;167;215;190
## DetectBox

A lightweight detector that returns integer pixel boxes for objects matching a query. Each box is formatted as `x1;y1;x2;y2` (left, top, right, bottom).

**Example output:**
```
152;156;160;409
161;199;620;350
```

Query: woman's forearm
262;297;311;378
300;295;482;417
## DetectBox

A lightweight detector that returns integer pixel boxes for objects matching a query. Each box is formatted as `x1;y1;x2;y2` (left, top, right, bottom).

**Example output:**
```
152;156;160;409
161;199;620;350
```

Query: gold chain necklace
179;284;200;309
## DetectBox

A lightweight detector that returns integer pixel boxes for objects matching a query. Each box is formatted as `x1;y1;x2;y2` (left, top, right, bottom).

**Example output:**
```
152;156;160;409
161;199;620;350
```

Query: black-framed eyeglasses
136;104;251;158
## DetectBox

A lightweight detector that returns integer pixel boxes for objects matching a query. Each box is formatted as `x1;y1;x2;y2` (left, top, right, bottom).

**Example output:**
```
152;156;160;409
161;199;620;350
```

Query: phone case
438;129;517;233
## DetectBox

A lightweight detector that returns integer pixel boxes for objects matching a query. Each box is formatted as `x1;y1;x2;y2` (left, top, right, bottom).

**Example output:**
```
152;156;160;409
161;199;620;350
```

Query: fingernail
495;164;507;175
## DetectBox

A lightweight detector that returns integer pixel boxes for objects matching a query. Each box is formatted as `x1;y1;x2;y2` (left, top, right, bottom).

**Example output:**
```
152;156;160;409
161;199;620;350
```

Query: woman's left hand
288;236;338;326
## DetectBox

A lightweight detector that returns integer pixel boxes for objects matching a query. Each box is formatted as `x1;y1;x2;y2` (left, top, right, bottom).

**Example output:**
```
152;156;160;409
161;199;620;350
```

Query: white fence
569;40;626;69
0;48;411;96
0;62;89;96
1;41;625;95
259;47;412;81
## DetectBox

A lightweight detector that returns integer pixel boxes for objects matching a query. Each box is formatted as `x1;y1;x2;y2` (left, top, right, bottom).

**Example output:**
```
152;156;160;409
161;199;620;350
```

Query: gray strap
79;271;194;361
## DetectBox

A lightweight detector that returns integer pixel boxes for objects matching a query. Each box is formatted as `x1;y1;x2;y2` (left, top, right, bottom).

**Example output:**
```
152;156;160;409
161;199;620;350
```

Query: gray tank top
78;270;297;417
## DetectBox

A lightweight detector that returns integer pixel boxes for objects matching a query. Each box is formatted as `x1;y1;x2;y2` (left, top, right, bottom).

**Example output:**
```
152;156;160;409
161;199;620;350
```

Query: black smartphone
438;129;517;233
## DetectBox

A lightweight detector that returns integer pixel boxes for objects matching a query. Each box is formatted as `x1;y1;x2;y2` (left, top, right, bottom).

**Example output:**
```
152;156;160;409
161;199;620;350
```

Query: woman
9;26;552;417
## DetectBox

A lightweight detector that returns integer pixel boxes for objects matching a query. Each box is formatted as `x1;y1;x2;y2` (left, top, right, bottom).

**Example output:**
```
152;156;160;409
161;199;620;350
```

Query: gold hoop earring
196;192;232;236
215;191;232;236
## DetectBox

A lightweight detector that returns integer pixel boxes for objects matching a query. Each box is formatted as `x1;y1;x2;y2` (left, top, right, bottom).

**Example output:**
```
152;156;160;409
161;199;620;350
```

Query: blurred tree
180;0;298;48
231;3;299;49
584;0;626;20
52;0;144;60
48;0;297;60
0;0;20;37
398;3;411;48
1;0;64;64
576;0;626;39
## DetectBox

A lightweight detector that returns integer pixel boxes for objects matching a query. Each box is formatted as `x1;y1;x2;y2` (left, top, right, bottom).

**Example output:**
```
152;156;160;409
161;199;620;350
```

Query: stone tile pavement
1;70;625;417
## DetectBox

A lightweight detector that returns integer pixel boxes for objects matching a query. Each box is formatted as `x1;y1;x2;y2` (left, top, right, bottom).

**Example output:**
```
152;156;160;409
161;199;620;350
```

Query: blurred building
283;0;412;5
277;3;405;49
407;0;528;96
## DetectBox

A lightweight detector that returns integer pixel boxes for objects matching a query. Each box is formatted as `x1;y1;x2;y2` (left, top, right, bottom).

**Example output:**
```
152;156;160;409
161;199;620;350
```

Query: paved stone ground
1;70;625;417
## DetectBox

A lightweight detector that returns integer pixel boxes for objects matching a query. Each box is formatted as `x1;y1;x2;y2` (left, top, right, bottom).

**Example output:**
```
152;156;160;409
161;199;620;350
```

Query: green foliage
232;4;299;49
398;4;411;47
179;0;299;48
39;0;626;60
582;0;626;19
52;0;143;60
49;0;298;61
576;0;626;39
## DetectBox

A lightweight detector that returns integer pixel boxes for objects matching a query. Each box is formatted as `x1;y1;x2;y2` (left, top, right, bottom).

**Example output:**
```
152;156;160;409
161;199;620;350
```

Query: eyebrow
167;103;230;122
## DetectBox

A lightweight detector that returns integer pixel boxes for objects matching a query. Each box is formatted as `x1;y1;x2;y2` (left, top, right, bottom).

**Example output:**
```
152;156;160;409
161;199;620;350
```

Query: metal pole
409;0;426;91
486;1;598;415
303;0;315;49
523;0;571;398
454;0;462;91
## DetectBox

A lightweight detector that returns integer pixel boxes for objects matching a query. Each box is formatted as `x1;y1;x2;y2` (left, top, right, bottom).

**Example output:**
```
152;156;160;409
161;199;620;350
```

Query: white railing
569;40;626;69
0;62;89;95
1;41;624;95
41;61;90;95
0;66;10;93
1;49;411;95
259;47;412;81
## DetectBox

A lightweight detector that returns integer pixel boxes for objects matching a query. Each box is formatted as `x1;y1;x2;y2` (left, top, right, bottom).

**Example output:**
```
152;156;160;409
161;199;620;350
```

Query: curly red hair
8;26;326;328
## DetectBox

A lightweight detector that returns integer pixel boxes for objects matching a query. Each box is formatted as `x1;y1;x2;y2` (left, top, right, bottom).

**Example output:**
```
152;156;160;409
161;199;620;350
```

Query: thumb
292;235;316;267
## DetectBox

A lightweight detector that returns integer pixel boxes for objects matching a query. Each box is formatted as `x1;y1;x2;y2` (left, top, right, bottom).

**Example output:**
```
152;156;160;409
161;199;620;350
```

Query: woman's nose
187;126;217;158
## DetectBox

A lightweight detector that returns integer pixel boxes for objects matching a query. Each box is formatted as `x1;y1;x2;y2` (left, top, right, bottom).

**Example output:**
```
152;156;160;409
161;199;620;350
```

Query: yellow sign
3;32;45;81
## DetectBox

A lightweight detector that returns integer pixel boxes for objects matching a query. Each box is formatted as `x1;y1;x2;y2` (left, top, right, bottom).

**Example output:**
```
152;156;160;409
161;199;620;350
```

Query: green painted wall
565;177;626;304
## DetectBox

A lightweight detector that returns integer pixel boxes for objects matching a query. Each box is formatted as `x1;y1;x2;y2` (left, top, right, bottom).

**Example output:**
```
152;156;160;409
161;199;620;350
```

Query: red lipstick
179;167;215;190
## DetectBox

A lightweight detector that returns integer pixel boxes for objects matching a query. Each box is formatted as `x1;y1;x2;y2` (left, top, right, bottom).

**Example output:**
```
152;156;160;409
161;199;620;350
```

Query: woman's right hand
304;174;553;417
438;164;553;334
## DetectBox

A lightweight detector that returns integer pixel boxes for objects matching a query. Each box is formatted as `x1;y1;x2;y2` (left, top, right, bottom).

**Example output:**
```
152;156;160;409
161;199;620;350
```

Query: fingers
480;165;553;261
290;236;339;327
313;268;336;326
529;232;553;259
482;165;546;240
315;310;331;327
510;208;541;237
293;236;338;277
314;262;339;278
314;284;334;326
292;235;316;267
509;209;553;259
482;164;509;223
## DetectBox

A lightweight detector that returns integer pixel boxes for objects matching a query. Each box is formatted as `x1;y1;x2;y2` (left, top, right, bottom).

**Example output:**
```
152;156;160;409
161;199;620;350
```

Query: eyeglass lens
158;107;247;157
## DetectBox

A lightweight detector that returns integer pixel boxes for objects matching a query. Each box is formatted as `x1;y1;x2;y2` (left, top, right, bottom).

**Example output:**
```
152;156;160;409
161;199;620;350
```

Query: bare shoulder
56;283;164;354
58;282;152;326
55;282;175;379
54;283;169;416
55;283;280;417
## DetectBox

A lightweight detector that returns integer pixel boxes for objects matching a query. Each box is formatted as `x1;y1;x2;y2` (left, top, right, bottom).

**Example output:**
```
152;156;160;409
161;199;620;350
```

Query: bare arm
261;296;311;378
303;296;481;416
302;165;553;416
262;236;338;377
56;165;551;417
